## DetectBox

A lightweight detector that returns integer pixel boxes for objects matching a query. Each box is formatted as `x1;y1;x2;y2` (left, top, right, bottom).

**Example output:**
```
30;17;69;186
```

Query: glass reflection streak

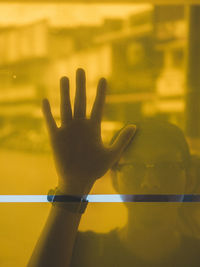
0;194;200;202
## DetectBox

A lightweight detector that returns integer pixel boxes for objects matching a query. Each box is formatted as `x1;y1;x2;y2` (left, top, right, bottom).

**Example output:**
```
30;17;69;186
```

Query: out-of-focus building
0;6;190;151
152;5;186;126
95;8;156;123
0;20;48;114
0;20;50;151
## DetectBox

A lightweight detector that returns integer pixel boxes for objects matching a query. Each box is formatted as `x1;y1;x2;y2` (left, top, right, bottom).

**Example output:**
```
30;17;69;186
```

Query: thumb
109;124;136;163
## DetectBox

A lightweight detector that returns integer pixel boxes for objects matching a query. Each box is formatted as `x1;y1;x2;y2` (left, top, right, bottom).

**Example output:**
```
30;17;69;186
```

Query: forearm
27;183;92;267
35;68;136;267
27;205;82;267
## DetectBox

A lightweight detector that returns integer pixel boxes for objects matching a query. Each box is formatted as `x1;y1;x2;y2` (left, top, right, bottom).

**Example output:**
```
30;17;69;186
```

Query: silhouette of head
111;119;192;227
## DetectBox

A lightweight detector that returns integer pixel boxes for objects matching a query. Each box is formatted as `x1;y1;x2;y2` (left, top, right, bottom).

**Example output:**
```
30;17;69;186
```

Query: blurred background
1;3;200;266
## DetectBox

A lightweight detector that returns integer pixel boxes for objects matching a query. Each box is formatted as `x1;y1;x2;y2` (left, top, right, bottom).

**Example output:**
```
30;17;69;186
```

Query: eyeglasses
115;161;186;177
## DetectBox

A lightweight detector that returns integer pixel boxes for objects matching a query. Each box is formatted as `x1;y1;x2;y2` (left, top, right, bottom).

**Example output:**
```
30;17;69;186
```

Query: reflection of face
114;138;188;227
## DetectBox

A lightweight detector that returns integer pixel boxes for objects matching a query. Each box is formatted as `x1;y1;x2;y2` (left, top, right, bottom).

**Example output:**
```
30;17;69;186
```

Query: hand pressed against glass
42;68;136;194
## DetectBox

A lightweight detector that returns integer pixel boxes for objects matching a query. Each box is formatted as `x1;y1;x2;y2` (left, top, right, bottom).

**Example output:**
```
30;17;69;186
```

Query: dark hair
111;119;191;167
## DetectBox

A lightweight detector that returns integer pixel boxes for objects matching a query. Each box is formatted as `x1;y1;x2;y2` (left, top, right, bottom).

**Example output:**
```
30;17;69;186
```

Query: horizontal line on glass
0;194;200;203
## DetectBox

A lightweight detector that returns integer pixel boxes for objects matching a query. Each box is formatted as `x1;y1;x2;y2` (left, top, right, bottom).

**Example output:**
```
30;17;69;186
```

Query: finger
90;78;107;123
74;68;86;118
42;98;57;135
109;125;137;163
60;76;72;126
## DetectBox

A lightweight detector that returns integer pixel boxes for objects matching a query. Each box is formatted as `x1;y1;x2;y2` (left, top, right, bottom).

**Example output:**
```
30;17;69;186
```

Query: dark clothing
71;228;200;267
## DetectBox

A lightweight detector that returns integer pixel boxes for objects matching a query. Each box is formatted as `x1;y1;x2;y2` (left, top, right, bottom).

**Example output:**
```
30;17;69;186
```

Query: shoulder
181;234;200;250
177;234;200;265
71;229;119;266
73;230;101;251
74;228;119;251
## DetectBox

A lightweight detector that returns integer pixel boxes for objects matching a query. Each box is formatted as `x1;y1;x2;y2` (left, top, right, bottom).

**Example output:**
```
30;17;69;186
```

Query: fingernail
60;76;69;86
100;78;107;87
127;125;137;136
77;68;84;75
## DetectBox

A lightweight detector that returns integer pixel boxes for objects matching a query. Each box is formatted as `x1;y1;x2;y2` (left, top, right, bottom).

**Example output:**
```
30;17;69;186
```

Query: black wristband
47;188;88;214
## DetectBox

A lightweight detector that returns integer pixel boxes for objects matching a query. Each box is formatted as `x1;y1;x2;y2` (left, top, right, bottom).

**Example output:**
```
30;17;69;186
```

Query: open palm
42;68;136;194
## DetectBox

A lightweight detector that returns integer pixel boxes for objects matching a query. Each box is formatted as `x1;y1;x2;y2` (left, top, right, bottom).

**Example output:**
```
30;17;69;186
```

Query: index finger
90;78;107;123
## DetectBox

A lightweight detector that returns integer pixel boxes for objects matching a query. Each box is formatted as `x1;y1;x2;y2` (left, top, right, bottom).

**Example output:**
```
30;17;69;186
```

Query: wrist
48;187;88;214
57;180;94;195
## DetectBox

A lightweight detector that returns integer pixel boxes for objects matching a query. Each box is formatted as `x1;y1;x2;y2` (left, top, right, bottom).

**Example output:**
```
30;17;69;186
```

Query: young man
28;69;200;267
71;120;200;266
